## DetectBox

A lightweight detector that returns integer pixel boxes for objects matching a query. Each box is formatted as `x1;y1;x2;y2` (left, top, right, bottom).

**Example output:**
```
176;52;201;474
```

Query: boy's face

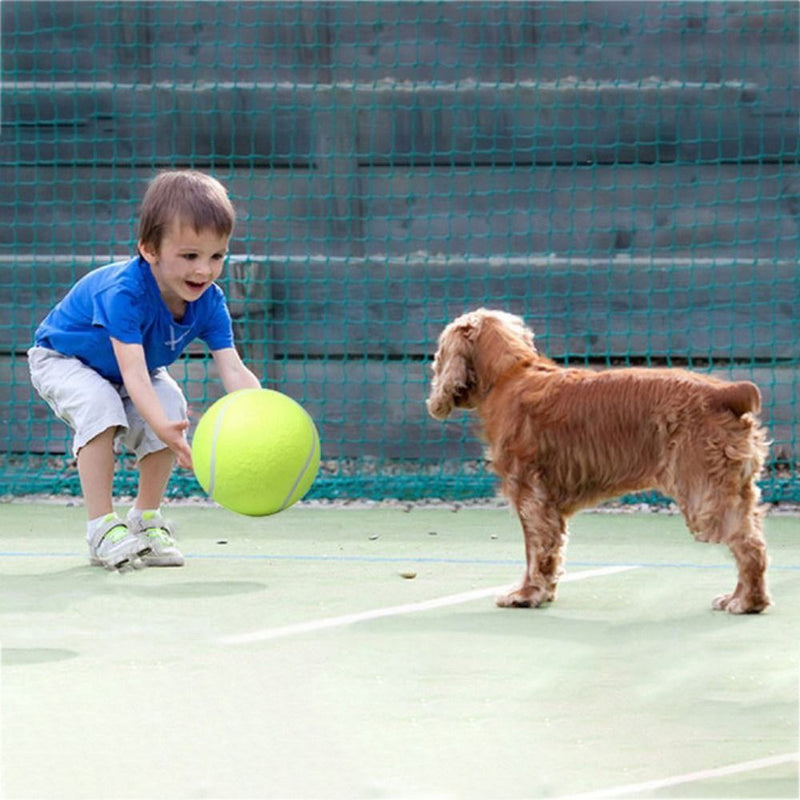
139;221;230;315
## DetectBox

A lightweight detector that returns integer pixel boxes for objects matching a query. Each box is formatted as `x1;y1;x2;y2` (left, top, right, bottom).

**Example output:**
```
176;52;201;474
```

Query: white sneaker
88;514;151;571
130;511;185;567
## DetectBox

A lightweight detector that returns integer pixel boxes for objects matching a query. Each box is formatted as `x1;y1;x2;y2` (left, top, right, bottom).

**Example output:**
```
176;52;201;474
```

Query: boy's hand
157;419;193;470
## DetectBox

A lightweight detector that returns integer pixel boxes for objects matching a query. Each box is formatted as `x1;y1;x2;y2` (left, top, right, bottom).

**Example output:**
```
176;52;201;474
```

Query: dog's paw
712;593;733;612
496;586;553;609
496;590;532;608
712;592;771;614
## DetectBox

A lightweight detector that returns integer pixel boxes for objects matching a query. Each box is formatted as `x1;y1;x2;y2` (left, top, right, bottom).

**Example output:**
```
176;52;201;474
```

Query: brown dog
427;308;771;614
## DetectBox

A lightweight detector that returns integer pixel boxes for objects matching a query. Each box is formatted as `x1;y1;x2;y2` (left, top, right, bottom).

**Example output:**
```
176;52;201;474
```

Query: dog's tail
711;381;762;417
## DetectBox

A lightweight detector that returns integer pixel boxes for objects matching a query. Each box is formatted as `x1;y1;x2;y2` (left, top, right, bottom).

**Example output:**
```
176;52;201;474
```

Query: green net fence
1;1;798;503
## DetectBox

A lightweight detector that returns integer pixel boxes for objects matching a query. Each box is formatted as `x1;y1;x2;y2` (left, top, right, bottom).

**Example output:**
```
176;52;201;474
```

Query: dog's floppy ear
426;313;481;419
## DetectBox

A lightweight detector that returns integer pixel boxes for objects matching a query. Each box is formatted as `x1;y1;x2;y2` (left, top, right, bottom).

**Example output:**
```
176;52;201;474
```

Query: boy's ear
138;240;157;264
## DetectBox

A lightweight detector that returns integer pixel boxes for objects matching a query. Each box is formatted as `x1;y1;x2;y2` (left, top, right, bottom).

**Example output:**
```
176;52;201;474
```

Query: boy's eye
182;253;198;261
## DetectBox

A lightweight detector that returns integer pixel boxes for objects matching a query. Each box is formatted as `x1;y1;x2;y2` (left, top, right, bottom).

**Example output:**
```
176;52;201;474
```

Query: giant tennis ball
192;388;320;516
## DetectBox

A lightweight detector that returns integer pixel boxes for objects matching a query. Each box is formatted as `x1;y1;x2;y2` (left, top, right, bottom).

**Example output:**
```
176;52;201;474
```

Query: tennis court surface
2;502;798;799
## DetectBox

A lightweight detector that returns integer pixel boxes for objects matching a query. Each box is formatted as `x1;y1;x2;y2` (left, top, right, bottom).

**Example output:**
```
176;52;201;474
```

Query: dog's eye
453;384;470;404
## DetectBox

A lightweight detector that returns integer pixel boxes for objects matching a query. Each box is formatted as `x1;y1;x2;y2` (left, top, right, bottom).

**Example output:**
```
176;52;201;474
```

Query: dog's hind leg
496;488;567;609
713;534;770;614
712;486;771;614
678;482;771;614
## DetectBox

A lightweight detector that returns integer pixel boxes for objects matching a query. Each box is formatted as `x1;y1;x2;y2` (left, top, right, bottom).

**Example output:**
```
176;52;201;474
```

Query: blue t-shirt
34;255;234;383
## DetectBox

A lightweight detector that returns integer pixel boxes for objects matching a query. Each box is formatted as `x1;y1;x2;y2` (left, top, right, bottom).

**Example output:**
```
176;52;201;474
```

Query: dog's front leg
496;492;567;609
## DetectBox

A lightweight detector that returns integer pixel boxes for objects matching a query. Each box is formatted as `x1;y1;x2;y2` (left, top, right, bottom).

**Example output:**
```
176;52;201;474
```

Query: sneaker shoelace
144;527;174;546
138;514;175;546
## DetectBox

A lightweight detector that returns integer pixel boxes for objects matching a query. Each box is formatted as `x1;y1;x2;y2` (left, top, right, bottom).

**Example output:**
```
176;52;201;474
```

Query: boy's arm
110;338;193;469
212;347;262;393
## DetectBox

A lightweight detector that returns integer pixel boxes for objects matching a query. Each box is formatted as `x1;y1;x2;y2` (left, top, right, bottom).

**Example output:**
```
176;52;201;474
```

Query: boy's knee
75;424;125;459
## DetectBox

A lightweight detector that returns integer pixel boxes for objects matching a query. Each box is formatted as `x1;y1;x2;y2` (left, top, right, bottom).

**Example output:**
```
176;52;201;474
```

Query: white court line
218;564;637;645
555;751;799;800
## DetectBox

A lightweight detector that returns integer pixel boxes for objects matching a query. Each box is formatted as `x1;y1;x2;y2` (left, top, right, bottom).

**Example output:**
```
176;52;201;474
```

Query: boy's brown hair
138;171;235;252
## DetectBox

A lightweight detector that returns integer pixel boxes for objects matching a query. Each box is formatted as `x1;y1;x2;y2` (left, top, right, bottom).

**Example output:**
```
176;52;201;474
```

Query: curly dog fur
427;308;771;614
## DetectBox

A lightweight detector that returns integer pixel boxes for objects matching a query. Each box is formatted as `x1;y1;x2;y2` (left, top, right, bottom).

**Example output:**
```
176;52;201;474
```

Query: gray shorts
27;346;188;459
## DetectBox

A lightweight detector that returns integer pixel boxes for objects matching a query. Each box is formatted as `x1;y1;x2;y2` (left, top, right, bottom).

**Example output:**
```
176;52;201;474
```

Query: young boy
28;171;261;571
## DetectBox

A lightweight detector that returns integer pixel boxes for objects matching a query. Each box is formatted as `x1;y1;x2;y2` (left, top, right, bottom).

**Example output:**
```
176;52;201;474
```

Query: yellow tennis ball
192;388;321;516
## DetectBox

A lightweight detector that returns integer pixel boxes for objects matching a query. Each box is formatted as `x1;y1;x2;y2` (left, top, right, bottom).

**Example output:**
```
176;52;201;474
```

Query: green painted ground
1;503;798;799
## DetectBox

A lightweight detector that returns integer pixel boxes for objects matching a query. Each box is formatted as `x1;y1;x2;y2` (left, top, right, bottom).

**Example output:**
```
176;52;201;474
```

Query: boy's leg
129;446;186;566
121;369;187;567
78;428;152;570
76;427;116;520
27;348;150;570
134;447;175;511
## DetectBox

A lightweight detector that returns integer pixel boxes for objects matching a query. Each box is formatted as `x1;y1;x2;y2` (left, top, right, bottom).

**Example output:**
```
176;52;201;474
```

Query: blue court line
2;550;800;571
